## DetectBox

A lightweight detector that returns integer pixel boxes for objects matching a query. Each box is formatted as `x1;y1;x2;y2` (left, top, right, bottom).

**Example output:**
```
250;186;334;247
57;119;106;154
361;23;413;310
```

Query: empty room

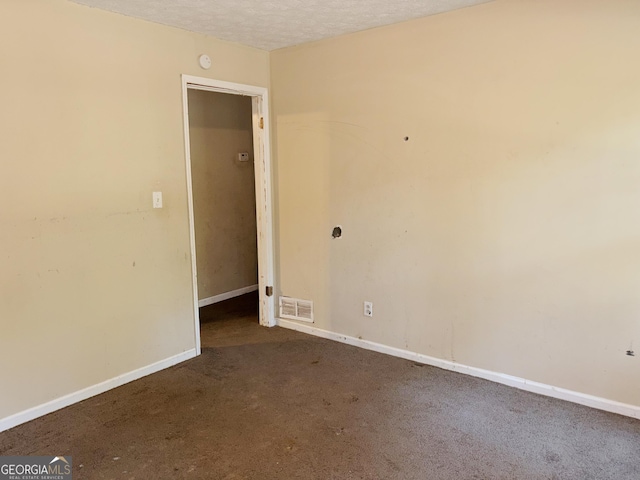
1;0;639;479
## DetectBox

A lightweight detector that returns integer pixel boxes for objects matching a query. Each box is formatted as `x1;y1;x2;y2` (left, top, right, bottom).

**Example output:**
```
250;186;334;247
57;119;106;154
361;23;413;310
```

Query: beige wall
188;90;257;300
0;0;268;420
271;0;640;406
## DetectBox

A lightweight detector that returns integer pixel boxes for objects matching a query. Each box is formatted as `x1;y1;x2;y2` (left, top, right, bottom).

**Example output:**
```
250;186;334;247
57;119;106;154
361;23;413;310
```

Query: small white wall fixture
181;75;276;356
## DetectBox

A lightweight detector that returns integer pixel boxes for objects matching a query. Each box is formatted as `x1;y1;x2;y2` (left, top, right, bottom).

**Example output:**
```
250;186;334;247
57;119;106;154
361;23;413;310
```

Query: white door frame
181;74;276;355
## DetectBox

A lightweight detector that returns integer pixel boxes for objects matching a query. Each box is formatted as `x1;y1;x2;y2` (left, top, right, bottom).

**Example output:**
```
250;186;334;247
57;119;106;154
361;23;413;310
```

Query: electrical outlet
364;301;373;317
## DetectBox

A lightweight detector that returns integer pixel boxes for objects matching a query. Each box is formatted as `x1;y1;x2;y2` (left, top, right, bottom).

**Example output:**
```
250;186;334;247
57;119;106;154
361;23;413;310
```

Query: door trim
181;75;276;355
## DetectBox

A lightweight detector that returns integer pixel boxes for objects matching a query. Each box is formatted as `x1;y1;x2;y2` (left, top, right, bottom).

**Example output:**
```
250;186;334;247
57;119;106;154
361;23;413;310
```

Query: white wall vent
279;296;314;323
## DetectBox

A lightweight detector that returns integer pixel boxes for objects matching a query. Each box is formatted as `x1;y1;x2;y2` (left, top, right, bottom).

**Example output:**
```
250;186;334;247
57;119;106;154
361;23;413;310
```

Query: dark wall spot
332;226;342;238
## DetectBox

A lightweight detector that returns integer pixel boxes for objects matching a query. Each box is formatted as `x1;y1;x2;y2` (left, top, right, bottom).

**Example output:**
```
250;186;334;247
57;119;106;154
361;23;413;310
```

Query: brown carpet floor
1;292;639;479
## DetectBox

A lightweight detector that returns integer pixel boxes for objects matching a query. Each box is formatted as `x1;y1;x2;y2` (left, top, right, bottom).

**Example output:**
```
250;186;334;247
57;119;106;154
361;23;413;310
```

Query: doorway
182;75;275;356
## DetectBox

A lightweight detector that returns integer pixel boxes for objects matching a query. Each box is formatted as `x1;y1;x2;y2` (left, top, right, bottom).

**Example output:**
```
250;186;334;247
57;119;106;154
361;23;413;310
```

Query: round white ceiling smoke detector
198;54;211;69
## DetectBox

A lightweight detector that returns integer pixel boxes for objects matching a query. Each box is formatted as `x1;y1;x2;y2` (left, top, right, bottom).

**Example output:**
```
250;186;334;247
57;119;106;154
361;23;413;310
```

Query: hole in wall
332;226;342;239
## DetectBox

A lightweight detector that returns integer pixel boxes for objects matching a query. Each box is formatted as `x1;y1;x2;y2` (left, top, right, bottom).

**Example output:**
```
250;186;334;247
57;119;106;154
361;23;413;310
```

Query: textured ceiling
70;0;493;51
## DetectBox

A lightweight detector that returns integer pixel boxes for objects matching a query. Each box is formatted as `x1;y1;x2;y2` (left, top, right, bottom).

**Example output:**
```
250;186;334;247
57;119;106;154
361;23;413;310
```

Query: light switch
153;191;163;209
238;152;250;162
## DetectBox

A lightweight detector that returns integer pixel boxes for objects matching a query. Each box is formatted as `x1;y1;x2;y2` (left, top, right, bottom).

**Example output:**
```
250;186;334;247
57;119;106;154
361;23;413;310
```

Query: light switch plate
153;191;163;209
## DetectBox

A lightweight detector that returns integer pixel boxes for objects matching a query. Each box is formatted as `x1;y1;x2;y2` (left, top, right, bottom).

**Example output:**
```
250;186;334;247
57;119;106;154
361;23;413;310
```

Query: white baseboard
198;284;258;308
276;318;640;420
0;348;197;433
